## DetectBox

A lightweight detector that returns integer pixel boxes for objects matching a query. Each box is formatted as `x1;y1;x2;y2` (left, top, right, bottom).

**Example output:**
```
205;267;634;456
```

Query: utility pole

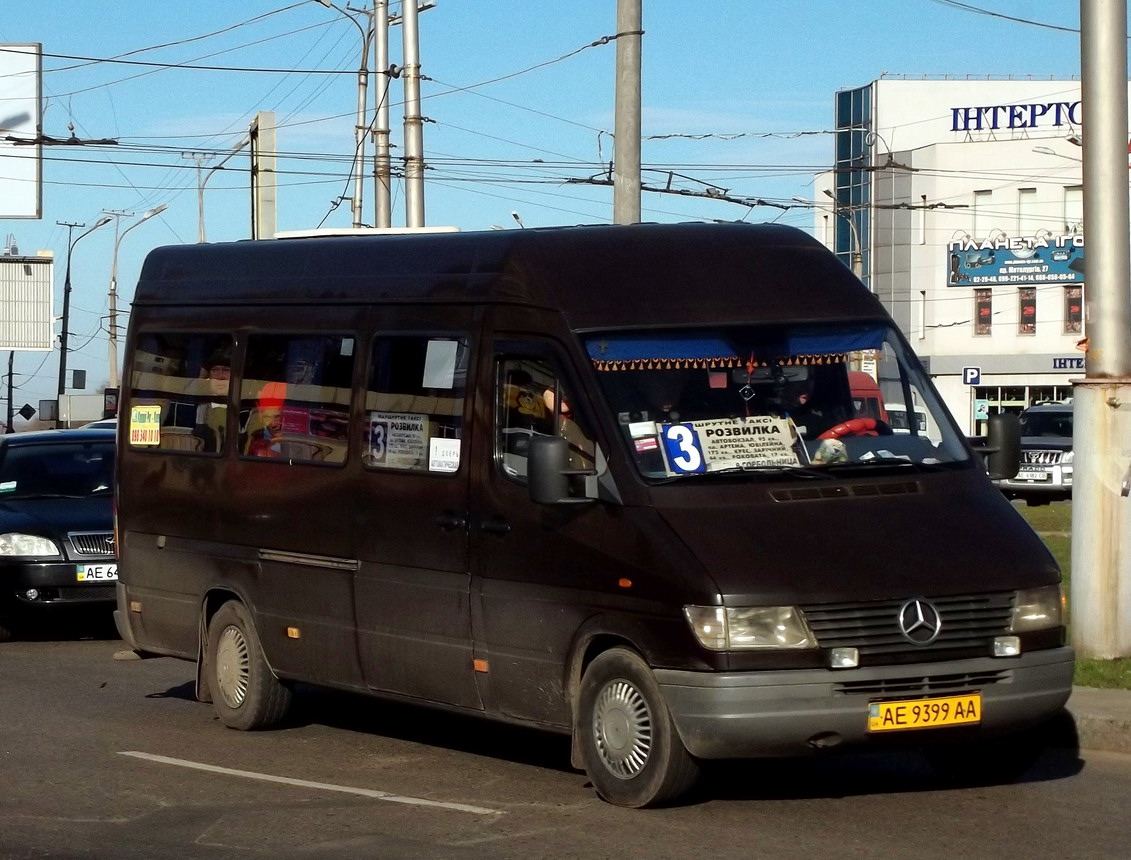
107;204;167;390
5;352;13;433
1072;0;1131;658
183;152;212;243
612;0;642;224
401;0;425;227
102;210;134;390
56;217;111;427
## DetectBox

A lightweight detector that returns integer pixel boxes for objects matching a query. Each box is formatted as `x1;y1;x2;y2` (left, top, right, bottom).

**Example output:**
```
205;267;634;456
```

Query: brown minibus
115;223;1072;807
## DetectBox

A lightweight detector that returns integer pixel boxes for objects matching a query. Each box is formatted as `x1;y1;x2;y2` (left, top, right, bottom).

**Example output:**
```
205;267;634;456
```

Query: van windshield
584;323;968;480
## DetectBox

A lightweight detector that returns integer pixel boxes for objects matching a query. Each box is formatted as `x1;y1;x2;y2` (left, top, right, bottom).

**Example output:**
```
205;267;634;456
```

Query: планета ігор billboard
947;235;1084;287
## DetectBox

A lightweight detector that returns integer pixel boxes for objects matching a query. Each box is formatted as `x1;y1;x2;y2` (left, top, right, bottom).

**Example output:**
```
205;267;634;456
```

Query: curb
1066;687;1131;755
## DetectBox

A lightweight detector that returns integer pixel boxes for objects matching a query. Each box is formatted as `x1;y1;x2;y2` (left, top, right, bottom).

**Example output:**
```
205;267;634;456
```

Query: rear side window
363;335;469;473
128;333;233;453
238;334;355;464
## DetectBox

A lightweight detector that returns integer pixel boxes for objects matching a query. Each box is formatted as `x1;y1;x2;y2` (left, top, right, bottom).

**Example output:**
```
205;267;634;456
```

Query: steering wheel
818;417;879;440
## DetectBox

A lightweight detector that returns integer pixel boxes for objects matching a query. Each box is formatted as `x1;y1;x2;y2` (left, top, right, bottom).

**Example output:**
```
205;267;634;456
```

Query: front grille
802;592;1014;662
1023;449;1063;465
835;669;1010;697
68;531;115;556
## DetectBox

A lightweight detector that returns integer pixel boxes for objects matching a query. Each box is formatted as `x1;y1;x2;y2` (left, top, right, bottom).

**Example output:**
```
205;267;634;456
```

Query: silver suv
995;402;1073;505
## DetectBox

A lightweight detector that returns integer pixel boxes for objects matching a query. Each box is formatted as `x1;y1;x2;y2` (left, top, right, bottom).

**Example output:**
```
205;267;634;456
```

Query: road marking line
119;751;502;816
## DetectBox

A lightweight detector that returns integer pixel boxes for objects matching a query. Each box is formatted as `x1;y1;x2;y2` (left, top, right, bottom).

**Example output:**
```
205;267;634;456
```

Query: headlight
684;605;816;650
0;533;61;557
1060;450;1073;465
1010;584;1064;632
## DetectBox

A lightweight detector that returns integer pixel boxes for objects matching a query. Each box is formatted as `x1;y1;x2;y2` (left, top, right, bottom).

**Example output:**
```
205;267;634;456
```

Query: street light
792;194;863;279
57;216;112;425
108;204;167;390
317;0;371;228
1033;145;1082;163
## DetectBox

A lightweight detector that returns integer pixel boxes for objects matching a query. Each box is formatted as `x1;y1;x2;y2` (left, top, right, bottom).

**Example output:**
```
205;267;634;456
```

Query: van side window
363;336;469;473
128;333;233;454
496;356;596;482
238;334;354;464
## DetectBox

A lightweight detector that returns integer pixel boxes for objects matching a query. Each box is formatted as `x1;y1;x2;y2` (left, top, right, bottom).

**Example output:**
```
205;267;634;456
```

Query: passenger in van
192;350;231;453
246;382;287;458
543;386;596;469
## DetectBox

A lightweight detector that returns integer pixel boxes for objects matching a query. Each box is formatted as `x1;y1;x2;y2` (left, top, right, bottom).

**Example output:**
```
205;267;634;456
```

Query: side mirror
527;435;595;505
984;412;1021;480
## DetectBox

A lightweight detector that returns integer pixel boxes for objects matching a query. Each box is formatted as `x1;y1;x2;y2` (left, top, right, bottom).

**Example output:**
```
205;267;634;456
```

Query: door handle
434;511;468;531
479;517;511;536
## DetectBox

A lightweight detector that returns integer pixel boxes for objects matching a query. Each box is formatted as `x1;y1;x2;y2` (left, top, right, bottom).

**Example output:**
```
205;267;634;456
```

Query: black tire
577;647;699;808
0;618;14;643
923;732;1043;786
206;601;292;730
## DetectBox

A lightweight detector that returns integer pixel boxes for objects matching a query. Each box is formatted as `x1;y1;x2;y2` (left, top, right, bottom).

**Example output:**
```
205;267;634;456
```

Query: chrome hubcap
215;625;250;709
593;679;652;779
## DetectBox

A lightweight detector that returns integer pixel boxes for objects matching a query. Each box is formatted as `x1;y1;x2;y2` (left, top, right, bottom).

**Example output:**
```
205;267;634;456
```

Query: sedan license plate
868;693;981;732
76;563;118;582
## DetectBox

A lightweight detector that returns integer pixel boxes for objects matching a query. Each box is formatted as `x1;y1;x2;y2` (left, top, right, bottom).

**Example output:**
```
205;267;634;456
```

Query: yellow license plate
868;693;982;732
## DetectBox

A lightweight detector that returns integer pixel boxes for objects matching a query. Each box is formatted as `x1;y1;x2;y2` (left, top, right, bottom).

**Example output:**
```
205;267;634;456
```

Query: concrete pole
251;111;277;240
613;0;642;224
373;0;392;228
1072;0;1131;658
401;0;424;227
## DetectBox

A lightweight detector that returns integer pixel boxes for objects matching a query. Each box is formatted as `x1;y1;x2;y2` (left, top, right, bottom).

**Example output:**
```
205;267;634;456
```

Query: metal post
317;0;369;228
613;0;642;224
373;0;392;228
351;10;370;229
401;0;425;227
1072;0;1131;658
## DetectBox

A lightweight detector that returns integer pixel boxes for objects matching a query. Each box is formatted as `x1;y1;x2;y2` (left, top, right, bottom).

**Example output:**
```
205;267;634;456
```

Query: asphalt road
3;626;1130;859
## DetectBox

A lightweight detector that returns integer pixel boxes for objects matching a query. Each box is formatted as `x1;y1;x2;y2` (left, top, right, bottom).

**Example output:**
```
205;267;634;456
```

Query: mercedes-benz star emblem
897;598;942;645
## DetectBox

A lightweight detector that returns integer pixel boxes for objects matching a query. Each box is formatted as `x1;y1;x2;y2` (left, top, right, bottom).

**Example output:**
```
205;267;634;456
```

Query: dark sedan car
0;427;116;641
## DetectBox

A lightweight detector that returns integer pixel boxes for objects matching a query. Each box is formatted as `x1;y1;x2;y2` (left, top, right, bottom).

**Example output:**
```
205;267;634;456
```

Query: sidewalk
1065;686;1131;755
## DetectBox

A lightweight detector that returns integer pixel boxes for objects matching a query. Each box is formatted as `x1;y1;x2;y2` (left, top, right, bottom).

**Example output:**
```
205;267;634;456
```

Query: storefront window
974;289;992;335
1019;288;1036;335
1065;286;1083;334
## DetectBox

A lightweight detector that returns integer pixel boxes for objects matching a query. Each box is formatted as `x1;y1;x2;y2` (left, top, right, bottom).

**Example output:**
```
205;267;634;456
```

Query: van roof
133;222;887;330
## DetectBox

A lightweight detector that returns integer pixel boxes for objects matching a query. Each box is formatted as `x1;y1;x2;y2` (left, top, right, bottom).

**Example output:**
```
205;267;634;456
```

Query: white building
812;77;1113;433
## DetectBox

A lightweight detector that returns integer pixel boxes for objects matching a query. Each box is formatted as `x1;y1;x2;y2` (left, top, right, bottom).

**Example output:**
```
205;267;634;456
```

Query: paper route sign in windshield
659;416;800;474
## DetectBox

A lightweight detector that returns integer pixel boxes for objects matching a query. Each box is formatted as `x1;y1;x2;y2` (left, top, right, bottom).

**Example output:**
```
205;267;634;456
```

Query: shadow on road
285;684;576;774
12;608;120;643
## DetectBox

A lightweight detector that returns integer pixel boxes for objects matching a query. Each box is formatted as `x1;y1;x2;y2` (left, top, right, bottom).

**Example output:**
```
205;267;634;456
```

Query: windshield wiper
652;463;835;482
4;491;94;500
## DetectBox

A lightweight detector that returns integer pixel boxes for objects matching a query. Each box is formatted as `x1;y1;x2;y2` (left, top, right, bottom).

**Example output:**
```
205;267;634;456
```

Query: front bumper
1;559;117;611
656;647;1074;759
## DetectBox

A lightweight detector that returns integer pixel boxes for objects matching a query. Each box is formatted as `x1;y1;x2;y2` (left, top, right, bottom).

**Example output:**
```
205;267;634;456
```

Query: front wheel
577;647;699;808
206;601;292;730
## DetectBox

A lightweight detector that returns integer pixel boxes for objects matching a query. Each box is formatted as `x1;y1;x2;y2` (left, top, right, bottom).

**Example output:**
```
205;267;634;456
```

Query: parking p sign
962;366;981;385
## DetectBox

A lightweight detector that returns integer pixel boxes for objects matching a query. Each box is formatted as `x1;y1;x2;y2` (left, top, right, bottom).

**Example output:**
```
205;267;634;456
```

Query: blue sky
0;1;1085;415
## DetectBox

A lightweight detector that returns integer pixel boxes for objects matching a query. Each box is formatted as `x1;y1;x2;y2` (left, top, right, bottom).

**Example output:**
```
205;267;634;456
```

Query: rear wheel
206;601;291;730
578;647;699;808
0;618;14;643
